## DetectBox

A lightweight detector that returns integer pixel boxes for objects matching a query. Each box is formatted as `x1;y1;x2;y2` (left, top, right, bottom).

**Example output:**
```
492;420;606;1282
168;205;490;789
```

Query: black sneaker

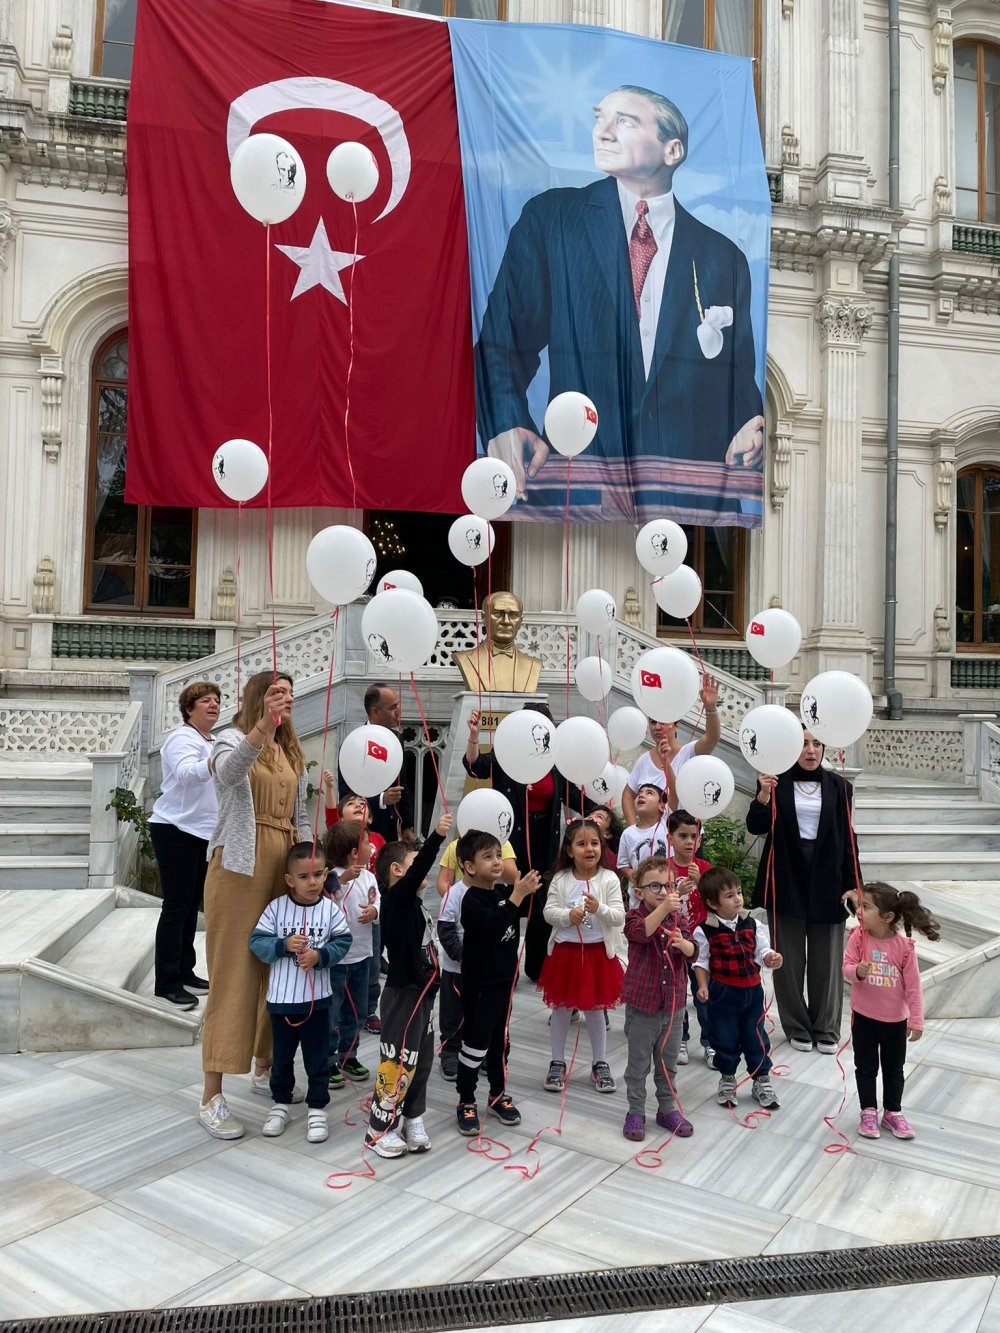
440;1053;459;1082
328;1064;345;1089
488;1094;521;1126
456;1102;480;1137
342;1057;370;1082
155;987;198;1009
183;975;210;991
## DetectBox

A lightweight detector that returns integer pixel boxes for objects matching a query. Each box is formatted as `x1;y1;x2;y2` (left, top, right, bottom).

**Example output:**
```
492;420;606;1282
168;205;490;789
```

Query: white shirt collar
617;181;676;243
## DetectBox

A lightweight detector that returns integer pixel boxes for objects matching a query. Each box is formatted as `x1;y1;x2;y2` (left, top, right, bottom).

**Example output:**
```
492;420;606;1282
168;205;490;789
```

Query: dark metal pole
884;0;903;719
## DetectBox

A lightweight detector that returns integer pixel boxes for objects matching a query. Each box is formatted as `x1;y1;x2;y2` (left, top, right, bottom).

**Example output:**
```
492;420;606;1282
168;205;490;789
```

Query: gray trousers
769;913;845;1047
623;1004;683;1116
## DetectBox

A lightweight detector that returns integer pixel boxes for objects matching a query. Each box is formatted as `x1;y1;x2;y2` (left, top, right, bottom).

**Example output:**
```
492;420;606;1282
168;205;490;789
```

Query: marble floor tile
953;1017;1000;1044
847;1108;1000;1190
0;1203;230;1319
48;1044;206;1097
0;1150;103;1246
699;1309;795;1331
163;1262;311;1309
720;1276;996;1333
760;1217;874;1256
0;1054;59;1089
916;1033;1000;1081
475;1235;598;1280
463;1311;714;1333
978;1278;1000;1332
244;1181;522;1293
0;1070;120;1151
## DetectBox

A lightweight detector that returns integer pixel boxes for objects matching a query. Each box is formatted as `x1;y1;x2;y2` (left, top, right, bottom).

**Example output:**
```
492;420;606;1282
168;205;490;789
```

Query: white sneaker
262;1104;289;1138
364;1127;407;1158
251;1070;304;1102
199;1093;245;1140
306;1110;328;1143
704;1045;717;1069
677;1041;689;1065
402;1116;431;1153
789;1038;814;1053
816;1040;840;1055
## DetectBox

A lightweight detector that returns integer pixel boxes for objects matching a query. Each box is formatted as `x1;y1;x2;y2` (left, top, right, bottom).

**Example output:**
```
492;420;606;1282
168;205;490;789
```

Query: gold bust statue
453;591;542;693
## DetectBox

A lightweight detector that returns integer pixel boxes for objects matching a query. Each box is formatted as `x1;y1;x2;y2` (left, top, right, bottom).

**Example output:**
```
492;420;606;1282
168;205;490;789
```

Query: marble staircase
853;774;1000;881
0;763;93;890
0;887;203;1053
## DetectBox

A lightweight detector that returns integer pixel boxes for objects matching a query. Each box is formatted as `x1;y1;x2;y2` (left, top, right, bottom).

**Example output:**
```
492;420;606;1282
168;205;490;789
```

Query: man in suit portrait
476;84;765;520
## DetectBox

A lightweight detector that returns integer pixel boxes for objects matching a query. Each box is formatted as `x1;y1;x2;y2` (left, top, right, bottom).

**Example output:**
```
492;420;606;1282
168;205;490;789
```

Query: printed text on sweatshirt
249;894;352;1012
842;927;924;1029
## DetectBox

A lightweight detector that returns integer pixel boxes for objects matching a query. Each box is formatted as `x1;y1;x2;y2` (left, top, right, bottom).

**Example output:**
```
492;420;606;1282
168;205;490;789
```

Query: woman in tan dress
197;671;308;1139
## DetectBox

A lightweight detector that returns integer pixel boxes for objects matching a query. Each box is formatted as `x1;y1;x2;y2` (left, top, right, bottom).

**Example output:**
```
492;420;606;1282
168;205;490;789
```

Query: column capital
816;295;873;346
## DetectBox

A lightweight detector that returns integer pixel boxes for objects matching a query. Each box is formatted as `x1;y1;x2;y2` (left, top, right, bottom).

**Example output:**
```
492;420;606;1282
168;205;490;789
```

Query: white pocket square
696;305;733;360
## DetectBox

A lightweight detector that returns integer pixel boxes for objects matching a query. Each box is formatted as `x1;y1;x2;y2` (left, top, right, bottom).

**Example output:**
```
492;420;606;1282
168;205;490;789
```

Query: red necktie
629;200;657;317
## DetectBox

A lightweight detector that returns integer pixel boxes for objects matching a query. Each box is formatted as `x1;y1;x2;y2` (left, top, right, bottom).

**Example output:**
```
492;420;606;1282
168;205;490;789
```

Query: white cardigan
543;867;626;959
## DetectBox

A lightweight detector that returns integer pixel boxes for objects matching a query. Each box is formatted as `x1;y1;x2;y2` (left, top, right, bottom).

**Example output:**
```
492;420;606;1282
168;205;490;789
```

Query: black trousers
851;1010;907;1112
523;883;552;983
270;1004;330;1109
368;983;435;1135
456;981;509;1105
150;822;208;992
439;971;462;1053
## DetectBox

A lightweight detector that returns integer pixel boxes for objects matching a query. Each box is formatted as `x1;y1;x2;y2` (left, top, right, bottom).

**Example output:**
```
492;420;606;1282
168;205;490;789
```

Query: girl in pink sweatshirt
843;882;940;1141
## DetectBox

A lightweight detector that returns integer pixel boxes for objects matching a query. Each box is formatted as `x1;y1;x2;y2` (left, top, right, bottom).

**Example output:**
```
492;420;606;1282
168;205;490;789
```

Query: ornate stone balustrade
0;701;128;757
67;79;129;122
860;721;970;782
88;701;144;890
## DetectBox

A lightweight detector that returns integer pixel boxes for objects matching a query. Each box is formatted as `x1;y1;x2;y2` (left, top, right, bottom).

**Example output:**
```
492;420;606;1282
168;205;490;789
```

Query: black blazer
463;751;594;874
745;768;861;924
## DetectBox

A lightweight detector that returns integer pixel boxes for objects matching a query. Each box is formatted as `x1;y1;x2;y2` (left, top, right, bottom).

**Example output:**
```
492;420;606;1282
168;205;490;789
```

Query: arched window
662;1;762;103
955;467;1000;648
954;41;1000;223
84;331;197;614
93;0;136;79
657;525;747;638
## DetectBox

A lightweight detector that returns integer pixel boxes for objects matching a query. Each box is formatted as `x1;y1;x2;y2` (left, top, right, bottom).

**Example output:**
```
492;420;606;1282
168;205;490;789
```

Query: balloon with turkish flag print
629;647;700;722
339;724;402;798
744;608;802;670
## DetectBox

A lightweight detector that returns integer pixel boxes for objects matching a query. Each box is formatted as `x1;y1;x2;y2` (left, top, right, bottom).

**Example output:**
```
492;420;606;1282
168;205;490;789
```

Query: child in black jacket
364;812;452;1159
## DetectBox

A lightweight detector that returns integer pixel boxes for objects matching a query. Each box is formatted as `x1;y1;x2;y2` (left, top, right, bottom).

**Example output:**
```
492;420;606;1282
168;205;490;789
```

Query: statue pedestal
433;690;550;828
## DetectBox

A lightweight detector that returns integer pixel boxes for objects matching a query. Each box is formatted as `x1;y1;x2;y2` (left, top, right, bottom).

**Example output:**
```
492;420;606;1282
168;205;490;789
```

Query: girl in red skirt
540;819;626;1094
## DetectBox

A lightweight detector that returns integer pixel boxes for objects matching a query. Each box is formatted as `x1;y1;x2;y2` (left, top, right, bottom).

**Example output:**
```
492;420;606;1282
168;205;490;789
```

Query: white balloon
362;589;439;673
745;608;802;671
575;656;614;702
306;526;376;605
800;672;874;748
326;141;379;202
457;788;516;844
675;755;735;822
652;566;703;620
609;763;630;804
448;515;495;568
230;133;306;225
586;762;617;805
338;724;402;799
635;519;687;577
738;705;805;776
544;391;599;458
492;709;555;786
211;439;268;503
630;647;701;722
375;569;423;597
461;458;516;521
553;716;610;787
607;706;649;752
576;588;617;637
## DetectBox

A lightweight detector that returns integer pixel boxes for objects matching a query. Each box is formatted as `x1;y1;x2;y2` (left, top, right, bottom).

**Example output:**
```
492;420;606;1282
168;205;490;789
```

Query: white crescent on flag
226;76;411;222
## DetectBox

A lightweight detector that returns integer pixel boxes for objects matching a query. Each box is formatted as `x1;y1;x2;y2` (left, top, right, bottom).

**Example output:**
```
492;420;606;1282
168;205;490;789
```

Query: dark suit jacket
475;176;762;467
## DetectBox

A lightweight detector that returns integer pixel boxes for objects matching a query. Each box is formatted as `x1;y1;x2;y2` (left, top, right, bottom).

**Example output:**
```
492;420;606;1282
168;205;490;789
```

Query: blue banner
449;19;769;527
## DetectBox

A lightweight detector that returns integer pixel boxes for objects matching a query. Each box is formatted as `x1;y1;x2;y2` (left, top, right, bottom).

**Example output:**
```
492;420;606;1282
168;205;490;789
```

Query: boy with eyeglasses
620;855;696;1143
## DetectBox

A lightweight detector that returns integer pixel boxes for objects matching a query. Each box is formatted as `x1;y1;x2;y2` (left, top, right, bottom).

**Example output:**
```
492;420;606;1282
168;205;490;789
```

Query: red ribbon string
343;200;360;515
234;501;243;707
564;455;572;720
263;224;278;680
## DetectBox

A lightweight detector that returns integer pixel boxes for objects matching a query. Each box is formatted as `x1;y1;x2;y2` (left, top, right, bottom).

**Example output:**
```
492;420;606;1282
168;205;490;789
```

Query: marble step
0;887;115;965
134;931;209;1000
854;799;997;826
0;765;92;797
0;855;90;890
0;794;92;824
854;777;974;797
0;823;90;855
859;851;1000;880
58;906;159;993
854;825;1000;851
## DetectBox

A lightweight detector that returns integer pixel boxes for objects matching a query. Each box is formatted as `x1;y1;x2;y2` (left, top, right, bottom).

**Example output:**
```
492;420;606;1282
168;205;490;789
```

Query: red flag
126;0;473;510
640;670;662;689
382;582;396;591
367;740;388;763
749;622;765;636
585;405;598;425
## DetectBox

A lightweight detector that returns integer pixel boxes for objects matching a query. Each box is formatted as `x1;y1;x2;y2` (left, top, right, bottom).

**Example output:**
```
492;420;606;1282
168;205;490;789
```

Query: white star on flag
276;218;365;302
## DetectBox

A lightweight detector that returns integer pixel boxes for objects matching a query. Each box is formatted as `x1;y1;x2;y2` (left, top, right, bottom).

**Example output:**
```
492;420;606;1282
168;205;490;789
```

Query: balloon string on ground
264;223;278;680
343;200;360;514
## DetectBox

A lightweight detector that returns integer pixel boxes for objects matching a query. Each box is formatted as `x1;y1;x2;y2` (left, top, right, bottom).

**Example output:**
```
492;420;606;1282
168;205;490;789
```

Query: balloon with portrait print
306;525;377;605
652;566;703;620
586;761;629;807
800;671;874;748
607;705;649;752
738;705;805;775
575;656;614;702
457;788;516;845
492;708;555;786
338;724;402;799
635;519;687;577
230;133;306;225
361;588;439;673
630;647;700;722
448;515;494;568
745;608;802;671
375;569;423;597
543;391;599;457
326;141;379;202
576;588;617;637
675;755;735;822
461;457;517;521
553;716;610;786
211;439;268;503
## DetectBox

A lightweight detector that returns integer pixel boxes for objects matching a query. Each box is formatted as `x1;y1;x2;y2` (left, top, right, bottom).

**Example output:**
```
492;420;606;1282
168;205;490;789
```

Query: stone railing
976;718;1000;806
951;223;1000;259
52;621;216;663
67;78;129;121
88;702;144;890
0;700;128;758
859;718;976;784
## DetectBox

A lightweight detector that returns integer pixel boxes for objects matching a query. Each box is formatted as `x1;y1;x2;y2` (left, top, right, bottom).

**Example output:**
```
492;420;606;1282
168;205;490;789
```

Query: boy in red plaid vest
693;868;783;1112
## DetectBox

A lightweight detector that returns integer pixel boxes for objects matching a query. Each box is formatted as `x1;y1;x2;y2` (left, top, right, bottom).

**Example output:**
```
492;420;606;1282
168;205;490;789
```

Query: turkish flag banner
640;670;662;689
585;406;598;425
749;622;765;636
126;0;474;510
367;740;388;762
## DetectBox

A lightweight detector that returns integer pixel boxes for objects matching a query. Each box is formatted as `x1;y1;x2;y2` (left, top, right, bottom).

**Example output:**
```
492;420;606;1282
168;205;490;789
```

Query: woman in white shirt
149;681;220;1009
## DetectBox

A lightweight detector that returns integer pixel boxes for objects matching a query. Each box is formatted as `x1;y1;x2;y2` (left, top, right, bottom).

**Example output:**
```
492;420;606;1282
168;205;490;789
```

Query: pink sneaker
881;1110;915;1140
858;1107;880;1139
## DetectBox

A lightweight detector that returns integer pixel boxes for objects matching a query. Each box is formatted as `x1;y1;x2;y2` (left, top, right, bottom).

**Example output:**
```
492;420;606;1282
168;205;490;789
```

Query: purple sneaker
622;1113;646;1142
881;1110;915;1140
858;1107;880;1139
656;1108;694;1137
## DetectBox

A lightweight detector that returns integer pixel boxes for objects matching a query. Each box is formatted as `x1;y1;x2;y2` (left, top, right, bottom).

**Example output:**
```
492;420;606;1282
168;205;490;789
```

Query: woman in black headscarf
745;726;862;1054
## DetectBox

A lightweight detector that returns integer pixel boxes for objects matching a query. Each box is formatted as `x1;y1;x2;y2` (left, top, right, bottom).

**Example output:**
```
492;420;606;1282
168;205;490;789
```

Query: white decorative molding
816;296;874;345
49;23;72;72
933;175;953;218
782;0;794;15
31;558;55;614
622;585;641;628
0;702;128;757
770;421;793;511
0;205;17;272
781;124;800;168
214;566;237;621
39;355;64;461
933;605;952;654
933;17;952;95
934;458;955;531
860;724;964;778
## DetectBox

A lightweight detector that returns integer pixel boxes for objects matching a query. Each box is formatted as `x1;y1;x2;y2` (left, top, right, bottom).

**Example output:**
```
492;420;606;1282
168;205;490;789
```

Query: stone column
815;0;870;205
810;292;873;675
